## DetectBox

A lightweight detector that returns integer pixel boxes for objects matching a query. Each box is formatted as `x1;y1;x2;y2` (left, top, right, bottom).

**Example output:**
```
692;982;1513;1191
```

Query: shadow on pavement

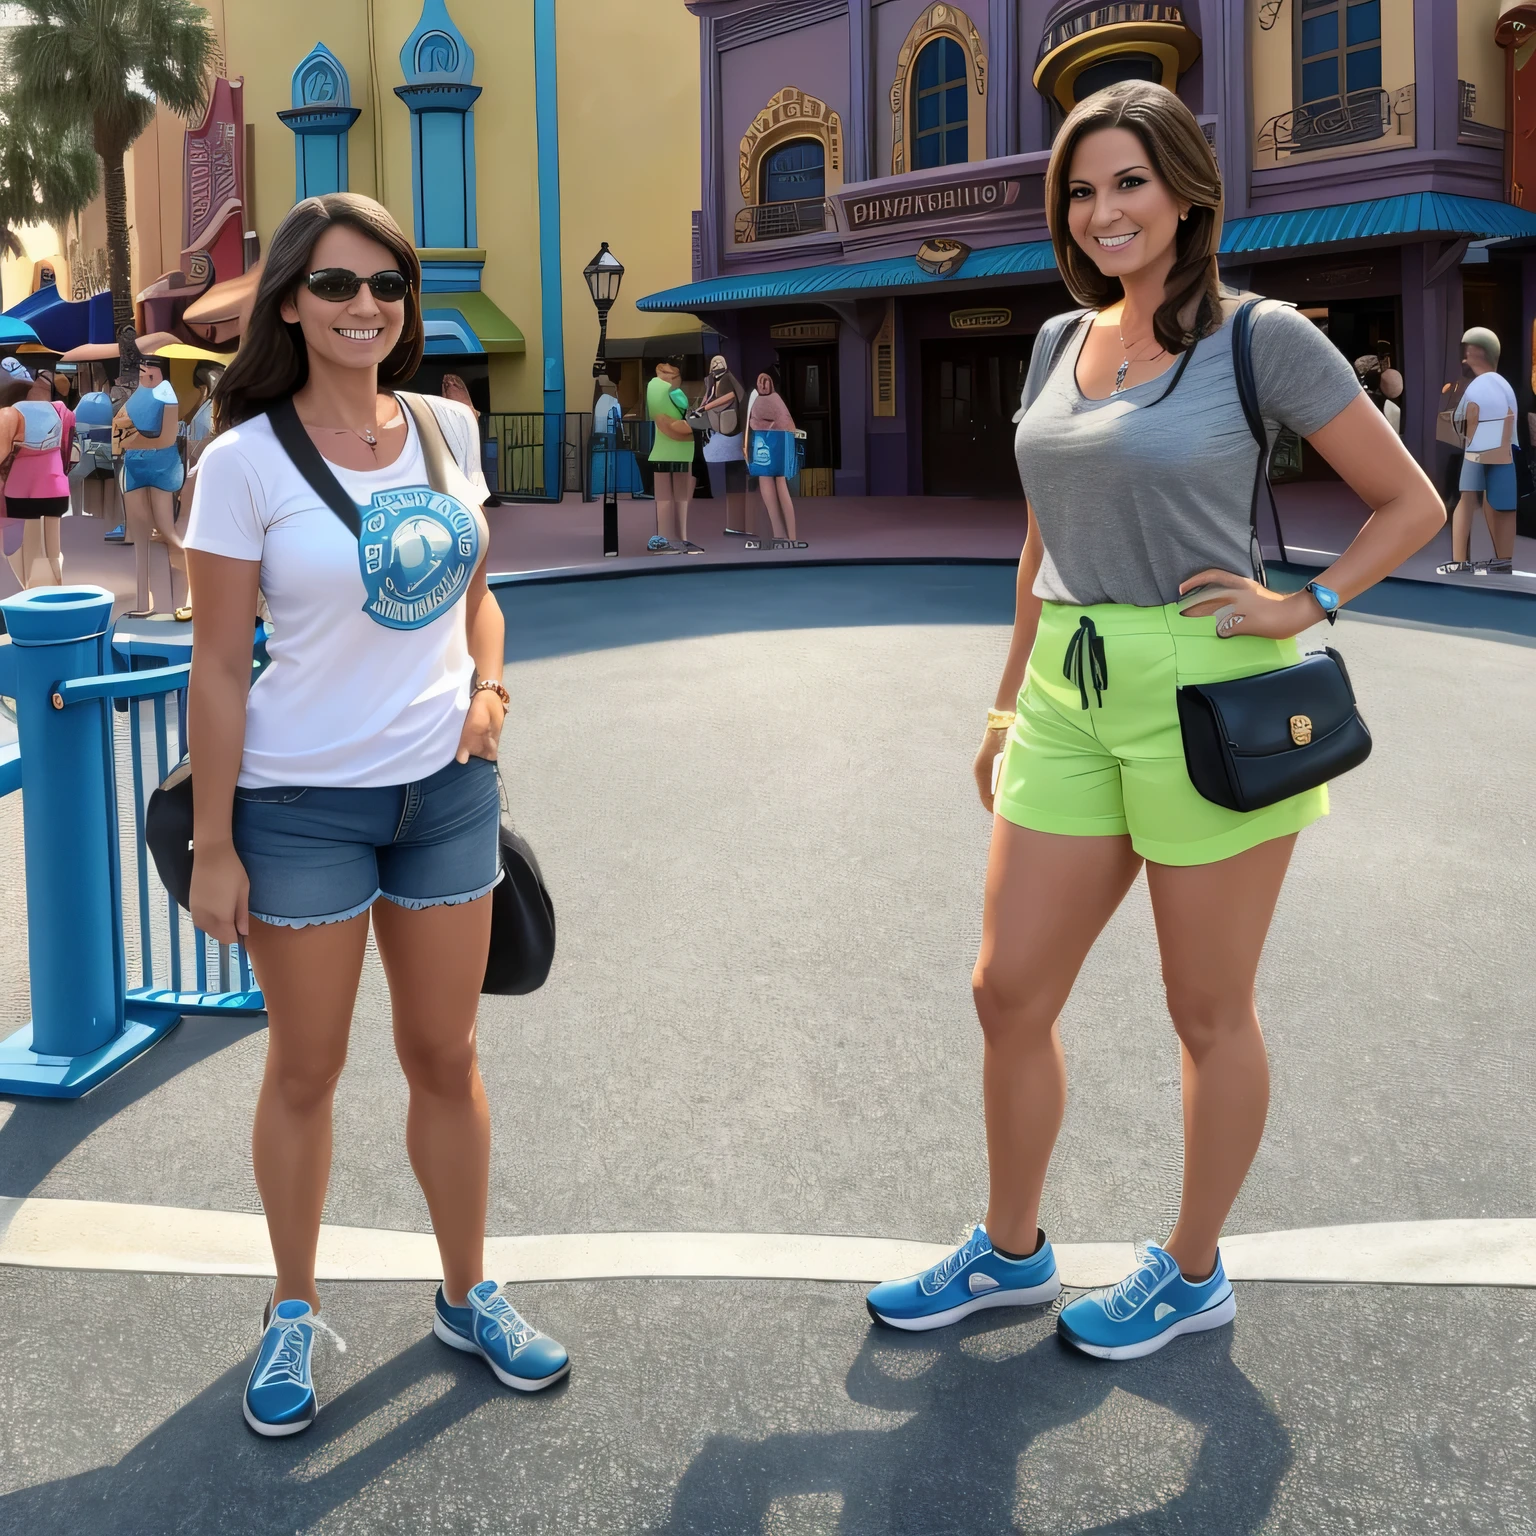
0;1334;529;1535
0;1013;267;1200
668;1315;1290;1535
496;564;1020;662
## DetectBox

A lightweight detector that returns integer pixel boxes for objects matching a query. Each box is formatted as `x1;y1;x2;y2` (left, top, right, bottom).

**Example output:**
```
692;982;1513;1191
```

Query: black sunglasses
304;268;411;303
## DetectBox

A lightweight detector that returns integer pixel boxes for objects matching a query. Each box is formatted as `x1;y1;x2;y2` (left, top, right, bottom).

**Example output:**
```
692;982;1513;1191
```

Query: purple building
638;0;1532;505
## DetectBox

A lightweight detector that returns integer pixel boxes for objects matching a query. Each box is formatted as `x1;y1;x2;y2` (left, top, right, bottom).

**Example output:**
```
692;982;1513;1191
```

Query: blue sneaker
434;1281;570;1391
243;1297;345;1436
865;1225;1060;1331
1057;1241;1235;1360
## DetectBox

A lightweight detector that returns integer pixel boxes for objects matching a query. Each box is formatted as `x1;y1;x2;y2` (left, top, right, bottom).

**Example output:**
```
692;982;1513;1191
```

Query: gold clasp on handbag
1289;714;1313;746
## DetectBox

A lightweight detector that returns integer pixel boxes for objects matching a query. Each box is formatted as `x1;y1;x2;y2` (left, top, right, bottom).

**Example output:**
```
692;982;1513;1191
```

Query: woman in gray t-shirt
864;82;1445;1358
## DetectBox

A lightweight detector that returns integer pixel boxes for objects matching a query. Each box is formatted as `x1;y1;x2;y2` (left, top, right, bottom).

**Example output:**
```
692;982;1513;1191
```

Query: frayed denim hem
377;868;504;912
248;890;382;929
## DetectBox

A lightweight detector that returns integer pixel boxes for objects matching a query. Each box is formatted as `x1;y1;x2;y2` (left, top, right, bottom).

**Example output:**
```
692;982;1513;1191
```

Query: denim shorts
1458;457;1517;510
232;755;502;929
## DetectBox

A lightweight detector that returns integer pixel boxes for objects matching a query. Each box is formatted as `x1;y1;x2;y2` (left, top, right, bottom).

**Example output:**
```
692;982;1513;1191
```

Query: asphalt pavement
1;564;1532;1533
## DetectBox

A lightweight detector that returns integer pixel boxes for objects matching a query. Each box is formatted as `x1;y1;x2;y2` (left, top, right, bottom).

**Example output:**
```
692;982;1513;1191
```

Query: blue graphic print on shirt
357;485;480;631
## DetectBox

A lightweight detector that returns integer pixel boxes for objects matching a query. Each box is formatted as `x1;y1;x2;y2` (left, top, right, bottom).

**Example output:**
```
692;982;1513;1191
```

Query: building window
1298;0;1382;107
761;139;826;204
912;37;969;169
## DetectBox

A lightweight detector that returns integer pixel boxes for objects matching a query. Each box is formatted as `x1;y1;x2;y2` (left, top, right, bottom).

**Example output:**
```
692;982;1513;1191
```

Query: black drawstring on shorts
1062;616;1108;710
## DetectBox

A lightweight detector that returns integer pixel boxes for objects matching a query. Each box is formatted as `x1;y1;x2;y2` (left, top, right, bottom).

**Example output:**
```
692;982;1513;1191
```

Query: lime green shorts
995;600;1327;867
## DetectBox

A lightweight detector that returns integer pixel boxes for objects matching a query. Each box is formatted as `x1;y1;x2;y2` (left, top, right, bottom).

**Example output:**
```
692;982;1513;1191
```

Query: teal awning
1219;191;1536;255
638;194;1536;313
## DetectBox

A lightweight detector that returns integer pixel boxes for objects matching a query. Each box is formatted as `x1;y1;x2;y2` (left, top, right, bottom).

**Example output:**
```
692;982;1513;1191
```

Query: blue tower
277;43;361;201
396;0;482;251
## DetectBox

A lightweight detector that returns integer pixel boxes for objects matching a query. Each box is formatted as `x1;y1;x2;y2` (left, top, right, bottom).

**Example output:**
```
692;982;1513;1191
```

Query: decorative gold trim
890;3;988;177
1033;20;1201;114
739;87;845;206
1289;715;1313;746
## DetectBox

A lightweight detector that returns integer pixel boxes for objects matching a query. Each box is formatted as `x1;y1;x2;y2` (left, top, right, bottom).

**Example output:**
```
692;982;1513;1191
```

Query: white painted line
0;1199;1532;1288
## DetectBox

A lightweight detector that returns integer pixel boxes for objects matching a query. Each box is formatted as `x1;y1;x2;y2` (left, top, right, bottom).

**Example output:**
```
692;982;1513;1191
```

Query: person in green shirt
646;359;701;552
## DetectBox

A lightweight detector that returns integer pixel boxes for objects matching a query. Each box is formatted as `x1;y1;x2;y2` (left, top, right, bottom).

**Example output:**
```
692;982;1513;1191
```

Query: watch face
1310;583;1339;609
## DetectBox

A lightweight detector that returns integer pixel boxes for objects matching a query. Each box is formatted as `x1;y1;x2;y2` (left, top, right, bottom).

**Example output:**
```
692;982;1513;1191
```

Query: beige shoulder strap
396;391;455;495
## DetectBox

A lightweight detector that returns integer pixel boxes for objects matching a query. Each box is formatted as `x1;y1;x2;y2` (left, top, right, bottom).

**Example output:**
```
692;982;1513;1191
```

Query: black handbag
1172;301;1371;812
144;394;557;995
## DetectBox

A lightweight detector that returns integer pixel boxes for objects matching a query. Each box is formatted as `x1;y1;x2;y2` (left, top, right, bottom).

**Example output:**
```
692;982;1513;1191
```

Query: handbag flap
1188;651;1358;757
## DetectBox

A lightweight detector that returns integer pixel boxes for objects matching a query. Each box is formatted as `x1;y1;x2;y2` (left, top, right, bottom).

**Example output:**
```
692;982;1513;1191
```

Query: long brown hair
213;194;424;431
1045;81;1224;356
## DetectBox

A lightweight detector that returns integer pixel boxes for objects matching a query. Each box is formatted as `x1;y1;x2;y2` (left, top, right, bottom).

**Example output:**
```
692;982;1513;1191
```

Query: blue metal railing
0;587;263;1097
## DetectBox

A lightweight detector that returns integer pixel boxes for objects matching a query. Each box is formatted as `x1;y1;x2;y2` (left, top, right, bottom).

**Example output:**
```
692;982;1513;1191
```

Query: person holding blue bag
745;370;807;551
114;350;190;618
865;81;1443;1359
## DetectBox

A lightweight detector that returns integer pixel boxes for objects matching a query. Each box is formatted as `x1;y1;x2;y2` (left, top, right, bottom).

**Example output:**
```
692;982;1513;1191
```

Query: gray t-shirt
1014;299;1362;608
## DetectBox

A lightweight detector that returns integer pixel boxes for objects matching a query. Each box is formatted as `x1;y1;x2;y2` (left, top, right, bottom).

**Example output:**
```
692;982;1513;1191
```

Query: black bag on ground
144;394;557;995
1171;300;1372;812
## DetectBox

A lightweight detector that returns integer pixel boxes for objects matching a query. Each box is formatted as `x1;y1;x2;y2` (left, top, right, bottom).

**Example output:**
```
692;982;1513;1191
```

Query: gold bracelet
986;708;1016;733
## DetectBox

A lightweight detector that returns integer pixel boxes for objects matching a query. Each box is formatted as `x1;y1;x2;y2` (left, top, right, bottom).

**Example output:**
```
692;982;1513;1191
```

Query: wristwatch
1303;581;1340;625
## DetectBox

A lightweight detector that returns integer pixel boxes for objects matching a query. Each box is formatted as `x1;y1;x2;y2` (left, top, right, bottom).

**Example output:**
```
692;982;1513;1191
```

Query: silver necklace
1114;324;1166;394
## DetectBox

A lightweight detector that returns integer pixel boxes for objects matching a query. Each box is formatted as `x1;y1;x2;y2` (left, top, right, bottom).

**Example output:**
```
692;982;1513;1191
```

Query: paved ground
1;565;1533;1532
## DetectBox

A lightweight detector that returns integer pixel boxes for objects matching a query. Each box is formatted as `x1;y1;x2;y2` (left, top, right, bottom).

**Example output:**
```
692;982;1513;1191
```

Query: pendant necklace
1114;324;1166;395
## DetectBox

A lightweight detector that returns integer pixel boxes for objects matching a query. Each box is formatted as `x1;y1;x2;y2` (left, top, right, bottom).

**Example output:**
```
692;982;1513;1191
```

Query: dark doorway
775;345;839;490
922;336;1031;496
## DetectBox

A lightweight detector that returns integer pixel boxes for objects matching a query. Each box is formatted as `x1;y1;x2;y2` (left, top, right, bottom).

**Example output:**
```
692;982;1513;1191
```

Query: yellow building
5;1;702;423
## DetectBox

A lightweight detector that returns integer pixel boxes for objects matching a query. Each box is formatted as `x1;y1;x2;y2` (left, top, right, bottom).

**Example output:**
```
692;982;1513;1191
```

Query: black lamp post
583;242;625;556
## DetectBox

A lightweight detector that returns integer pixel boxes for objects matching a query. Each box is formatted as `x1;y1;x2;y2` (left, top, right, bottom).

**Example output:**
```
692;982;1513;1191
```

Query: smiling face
279;223;407;376
1066;126;1188;286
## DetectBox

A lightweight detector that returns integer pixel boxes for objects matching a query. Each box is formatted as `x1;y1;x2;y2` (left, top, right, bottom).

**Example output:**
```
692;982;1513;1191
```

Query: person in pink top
746;370;806;549
4;367;75;587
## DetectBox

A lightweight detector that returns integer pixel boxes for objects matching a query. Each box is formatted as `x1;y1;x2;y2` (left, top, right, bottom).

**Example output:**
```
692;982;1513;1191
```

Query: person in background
441;373;502;507
181;361;226;502
1437;326;1517;577
114;353;190;618
0;376;33;586
699;355;751;539
746;370;806;551
646;357;699;553
1378;364;1404;436
4;365;75;587
593;373;621;436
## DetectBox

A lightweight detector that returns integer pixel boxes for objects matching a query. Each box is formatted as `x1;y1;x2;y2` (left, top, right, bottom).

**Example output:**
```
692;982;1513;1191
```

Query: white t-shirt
185;396;491;789
1457;371;1518;453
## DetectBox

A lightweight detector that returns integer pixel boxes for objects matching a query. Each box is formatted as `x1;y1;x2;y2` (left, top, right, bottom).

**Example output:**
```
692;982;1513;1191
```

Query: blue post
534;0;566;501
0;586;180;1097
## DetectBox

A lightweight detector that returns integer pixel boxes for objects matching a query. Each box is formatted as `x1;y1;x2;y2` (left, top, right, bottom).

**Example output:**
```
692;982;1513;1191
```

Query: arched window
912;37;969;169
761;138;826;204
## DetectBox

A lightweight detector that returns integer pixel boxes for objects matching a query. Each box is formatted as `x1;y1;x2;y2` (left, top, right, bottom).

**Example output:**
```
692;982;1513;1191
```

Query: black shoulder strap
266;395;363;538
1044;309;1091;383
1230;298;1289;581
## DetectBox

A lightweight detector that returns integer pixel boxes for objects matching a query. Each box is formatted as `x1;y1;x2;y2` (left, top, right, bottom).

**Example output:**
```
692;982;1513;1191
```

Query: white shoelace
920;1228;988;1296
1102;1242;1173;1322
252;1302;347;1390
475;1287;537;1350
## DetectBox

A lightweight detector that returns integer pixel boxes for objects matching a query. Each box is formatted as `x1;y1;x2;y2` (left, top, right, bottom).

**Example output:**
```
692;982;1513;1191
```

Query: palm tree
9;0;211;332
0;92;100;309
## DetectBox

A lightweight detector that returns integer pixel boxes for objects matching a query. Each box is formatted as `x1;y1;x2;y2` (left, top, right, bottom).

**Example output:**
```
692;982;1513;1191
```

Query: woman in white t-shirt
186;194;569;1438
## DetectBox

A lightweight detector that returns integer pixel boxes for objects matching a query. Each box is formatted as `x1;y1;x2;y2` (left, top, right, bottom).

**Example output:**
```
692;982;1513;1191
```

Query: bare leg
246;913;370;1310
21;521;58;587
776;477;798;542
371;894;494;1306
653;473;676;545
148;488;187;608
758;477;788;540
973;821;1145;1254
674;472;696;545
126;488;153;611
1147;833;1296;1278
1448;491;1478;563
1482;496;1517;562
726;488;748;533
41;516;63;583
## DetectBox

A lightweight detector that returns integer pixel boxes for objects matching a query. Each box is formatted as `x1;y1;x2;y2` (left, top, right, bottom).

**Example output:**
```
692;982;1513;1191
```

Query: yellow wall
1459;0;1505;129
1252;0;1416;167
217;0;701;411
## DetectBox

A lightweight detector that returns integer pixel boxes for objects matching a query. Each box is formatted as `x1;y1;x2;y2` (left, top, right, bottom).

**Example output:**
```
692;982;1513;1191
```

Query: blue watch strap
1305;581;1339;625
